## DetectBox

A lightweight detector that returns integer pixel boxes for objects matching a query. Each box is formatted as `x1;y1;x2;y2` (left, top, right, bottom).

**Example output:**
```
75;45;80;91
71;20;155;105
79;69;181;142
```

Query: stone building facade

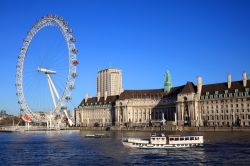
176;73;250;127
115;87;183;127
75;95;118;127
75;71;250;128
199;76;250;127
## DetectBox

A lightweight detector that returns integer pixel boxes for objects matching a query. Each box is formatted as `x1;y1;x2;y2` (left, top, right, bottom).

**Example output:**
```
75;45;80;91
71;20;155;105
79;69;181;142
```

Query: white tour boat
122;133;203;149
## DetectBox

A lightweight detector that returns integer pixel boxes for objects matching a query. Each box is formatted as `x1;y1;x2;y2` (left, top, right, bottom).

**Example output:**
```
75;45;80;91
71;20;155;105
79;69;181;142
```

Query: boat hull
122;135;204;149
122;141;203;149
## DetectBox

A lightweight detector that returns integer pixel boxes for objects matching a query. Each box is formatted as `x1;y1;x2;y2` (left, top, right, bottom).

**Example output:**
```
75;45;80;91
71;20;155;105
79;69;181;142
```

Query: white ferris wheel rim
16;14;78;123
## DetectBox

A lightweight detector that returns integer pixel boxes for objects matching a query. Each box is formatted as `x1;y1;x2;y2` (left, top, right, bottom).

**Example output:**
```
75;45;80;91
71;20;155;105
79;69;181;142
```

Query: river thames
0;131;250;165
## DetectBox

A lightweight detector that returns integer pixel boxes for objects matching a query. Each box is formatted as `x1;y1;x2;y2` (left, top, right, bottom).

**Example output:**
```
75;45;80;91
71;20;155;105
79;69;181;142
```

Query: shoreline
79;126;250;132
1;126;250;132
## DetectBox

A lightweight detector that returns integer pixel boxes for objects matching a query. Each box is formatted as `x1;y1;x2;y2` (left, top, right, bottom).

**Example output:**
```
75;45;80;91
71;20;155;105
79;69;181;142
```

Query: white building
97;68;123;97
75;95;118;127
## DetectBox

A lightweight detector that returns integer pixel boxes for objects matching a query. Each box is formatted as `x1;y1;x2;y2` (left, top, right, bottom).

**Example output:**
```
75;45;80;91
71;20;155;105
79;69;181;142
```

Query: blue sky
0;0;250;115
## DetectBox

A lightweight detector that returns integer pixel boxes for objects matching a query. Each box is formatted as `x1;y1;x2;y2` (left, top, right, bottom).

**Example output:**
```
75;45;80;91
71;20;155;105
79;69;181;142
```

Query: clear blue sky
0;0;250;115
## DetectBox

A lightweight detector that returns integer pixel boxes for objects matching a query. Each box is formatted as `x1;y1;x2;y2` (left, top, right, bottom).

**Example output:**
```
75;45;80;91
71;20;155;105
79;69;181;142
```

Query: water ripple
0;131;250;165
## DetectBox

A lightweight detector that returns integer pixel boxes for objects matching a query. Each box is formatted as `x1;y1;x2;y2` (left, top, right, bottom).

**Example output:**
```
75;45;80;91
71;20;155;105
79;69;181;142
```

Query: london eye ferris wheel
16;15;78;126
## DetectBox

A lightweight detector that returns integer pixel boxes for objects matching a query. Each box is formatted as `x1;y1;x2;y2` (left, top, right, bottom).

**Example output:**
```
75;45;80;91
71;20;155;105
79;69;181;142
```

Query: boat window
185;137;189;140
174;138;179;141
190;137;194;140
180;138;184;141
170;138;174;141
195;137;199;140
162;138;165;140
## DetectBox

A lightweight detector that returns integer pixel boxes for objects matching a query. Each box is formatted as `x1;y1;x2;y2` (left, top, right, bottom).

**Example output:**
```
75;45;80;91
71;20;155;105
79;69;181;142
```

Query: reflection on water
0;130;250;165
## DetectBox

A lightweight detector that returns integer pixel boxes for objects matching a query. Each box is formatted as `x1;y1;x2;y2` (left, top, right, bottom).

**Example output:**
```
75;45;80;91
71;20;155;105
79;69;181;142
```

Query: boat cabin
150;133;167;145
168;136;203;145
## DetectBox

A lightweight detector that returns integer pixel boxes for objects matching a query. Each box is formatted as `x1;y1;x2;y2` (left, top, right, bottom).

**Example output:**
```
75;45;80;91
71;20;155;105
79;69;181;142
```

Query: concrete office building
97;68;123;97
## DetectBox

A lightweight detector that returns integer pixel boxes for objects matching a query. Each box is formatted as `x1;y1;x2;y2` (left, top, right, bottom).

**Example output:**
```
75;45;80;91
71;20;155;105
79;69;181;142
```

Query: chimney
227;74;232;89
104;91;108;101
97;91;101;101
85;93;89;102
197;76;202;94
243;72;247;87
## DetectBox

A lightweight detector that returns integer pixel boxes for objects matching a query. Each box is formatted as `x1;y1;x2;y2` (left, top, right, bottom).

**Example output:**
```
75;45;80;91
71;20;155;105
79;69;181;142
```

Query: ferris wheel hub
37;67;56;74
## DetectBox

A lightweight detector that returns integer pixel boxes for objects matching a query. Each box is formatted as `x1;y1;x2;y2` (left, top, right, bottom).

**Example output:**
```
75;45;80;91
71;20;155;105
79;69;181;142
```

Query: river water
0;130;250;165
